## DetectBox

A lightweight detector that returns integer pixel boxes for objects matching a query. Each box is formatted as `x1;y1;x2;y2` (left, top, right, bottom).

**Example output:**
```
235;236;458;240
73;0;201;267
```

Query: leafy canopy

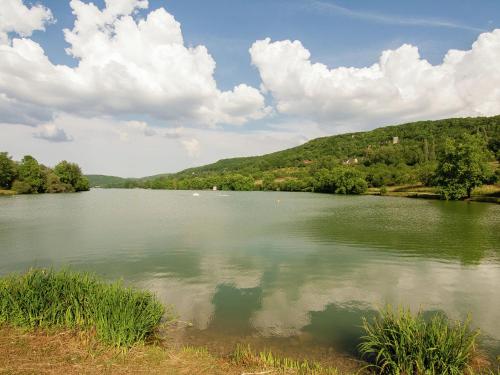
0;152;89;194
54;160;90;192
435;134;492;200
0;152;17;189
17;155;46;193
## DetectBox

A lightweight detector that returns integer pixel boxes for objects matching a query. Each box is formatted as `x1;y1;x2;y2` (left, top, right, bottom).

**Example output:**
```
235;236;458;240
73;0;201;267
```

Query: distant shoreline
82;185;500;204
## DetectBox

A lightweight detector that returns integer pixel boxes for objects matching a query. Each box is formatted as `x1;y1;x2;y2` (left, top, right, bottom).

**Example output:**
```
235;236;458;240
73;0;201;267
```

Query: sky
0;0;499;177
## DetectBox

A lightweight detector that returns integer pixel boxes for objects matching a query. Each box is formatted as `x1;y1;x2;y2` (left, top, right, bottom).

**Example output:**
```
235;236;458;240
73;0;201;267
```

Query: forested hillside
87;116;500;194
86;175;131;188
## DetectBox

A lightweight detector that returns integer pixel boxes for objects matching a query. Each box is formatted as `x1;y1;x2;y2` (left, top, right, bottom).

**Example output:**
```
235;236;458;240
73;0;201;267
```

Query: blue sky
1;0;499;176
35;0;498;89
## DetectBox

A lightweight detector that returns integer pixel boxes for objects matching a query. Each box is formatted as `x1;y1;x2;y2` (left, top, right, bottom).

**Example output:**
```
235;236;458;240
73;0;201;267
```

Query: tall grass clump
359;306;479;375
0;269;165;347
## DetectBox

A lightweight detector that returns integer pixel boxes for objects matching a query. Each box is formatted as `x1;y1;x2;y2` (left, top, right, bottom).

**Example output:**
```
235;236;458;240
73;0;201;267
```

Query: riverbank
0;326;246;375
1;269;498;374
0;189;16;196
364;184;500;203
0;269;359;373
1;325;497;375
0;326;360;374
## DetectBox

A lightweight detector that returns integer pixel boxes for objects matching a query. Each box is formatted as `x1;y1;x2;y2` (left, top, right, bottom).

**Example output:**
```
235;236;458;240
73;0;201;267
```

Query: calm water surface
1;189;499;358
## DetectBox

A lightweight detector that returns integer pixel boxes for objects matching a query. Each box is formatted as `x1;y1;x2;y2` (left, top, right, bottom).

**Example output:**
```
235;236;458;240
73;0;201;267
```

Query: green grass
231;343;340;374
0;269;165;347
359;306;479;375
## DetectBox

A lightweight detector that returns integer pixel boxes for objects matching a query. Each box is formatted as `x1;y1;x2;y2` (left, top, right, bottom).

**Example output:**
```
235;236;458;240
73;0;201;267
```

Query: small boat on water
192;192;200;197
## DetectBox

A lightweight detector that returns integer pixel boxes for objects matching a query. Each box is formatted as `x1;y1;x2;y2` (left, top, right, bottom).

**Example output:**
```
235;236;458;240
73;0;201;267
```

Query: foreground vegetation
1;269;498;373
0;153;89;194
359;307;480;375
1;326;497;375
0;327;261;375
88;116;500;200
231;343;342;374
0;269;164;347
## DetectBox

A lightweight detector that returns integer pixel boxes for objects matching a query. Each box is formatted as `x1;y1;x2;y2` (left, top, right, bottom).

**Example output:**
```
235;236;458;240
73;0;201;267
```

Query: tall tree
0;152;17;189
435;134;492;200
423;139;429;162
17;155;46;193
54;161;90;192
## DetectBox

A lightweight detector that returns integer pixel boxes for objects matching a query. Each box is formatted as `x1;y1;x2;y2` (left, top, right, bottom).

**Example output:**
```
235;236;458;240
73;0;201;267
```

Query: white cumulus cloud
250;29;500;130
0;0;53;44
0;0;268;126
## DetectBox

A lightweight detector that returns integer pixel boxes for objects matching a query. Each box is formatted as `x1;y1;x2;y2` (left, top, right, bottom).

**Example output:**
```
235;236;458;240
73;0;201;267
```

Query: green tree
17;155;46;193
423;139;429;162
43;167;72;193
0;152;17;189
313;167;367;194
54;161;90;192
332;167;368;194
416;162;437;186
435;134;492;200
219;174;254;191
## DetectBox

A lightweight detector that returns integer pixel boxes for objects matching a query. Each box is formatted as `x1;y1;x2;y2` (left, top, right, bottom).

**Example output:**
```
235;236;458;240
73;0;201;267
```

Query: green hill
86;173;173;188
88;116;500;192
86;175;130;188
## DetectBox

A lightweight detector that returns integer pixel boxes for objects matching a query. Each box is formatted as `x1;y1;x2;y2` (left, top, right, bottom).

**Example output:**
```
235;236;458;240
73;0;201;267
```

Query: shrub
0;269;165;347
313;167;368;194
11;180;33;194
44;171;73;193
359;306;478;375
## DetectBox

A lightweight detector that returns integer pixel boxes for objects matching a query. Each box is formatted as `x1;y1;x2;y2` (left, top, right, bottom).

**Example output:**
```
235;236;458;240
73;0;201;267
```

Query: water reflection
209;284;263;334
0;190;499;359
302;303;376;355
297;197;499;264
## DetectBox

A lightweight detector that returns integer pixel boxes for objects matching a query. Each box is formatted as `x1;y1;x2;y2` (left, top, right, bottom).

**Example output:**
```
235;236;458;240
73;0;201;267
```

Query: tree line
91;131;498;201
0;153;89;194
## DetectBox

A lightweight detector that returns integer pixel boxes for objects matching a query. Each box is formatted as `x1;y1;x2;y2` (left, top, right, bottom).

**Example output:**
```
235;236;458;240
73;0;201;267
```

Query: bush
11;180;33;194
439;183;468;201
359;306;478;375
0;269;165;347
313;167;368;194
44;171;74;193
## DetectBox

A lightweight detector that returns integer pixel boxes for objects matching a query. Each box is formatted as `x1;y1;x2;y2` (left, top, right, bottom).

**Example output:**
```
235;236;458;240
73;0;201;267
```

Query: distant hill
86;175;131;188
86;173;172;188
87;116;500;191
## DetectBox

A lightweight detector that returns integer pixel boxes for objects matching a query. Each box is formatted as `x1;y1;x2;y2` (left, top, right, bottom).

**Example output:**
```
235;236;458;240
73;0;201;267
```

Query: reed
0;269;165;347
358;306;479;375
